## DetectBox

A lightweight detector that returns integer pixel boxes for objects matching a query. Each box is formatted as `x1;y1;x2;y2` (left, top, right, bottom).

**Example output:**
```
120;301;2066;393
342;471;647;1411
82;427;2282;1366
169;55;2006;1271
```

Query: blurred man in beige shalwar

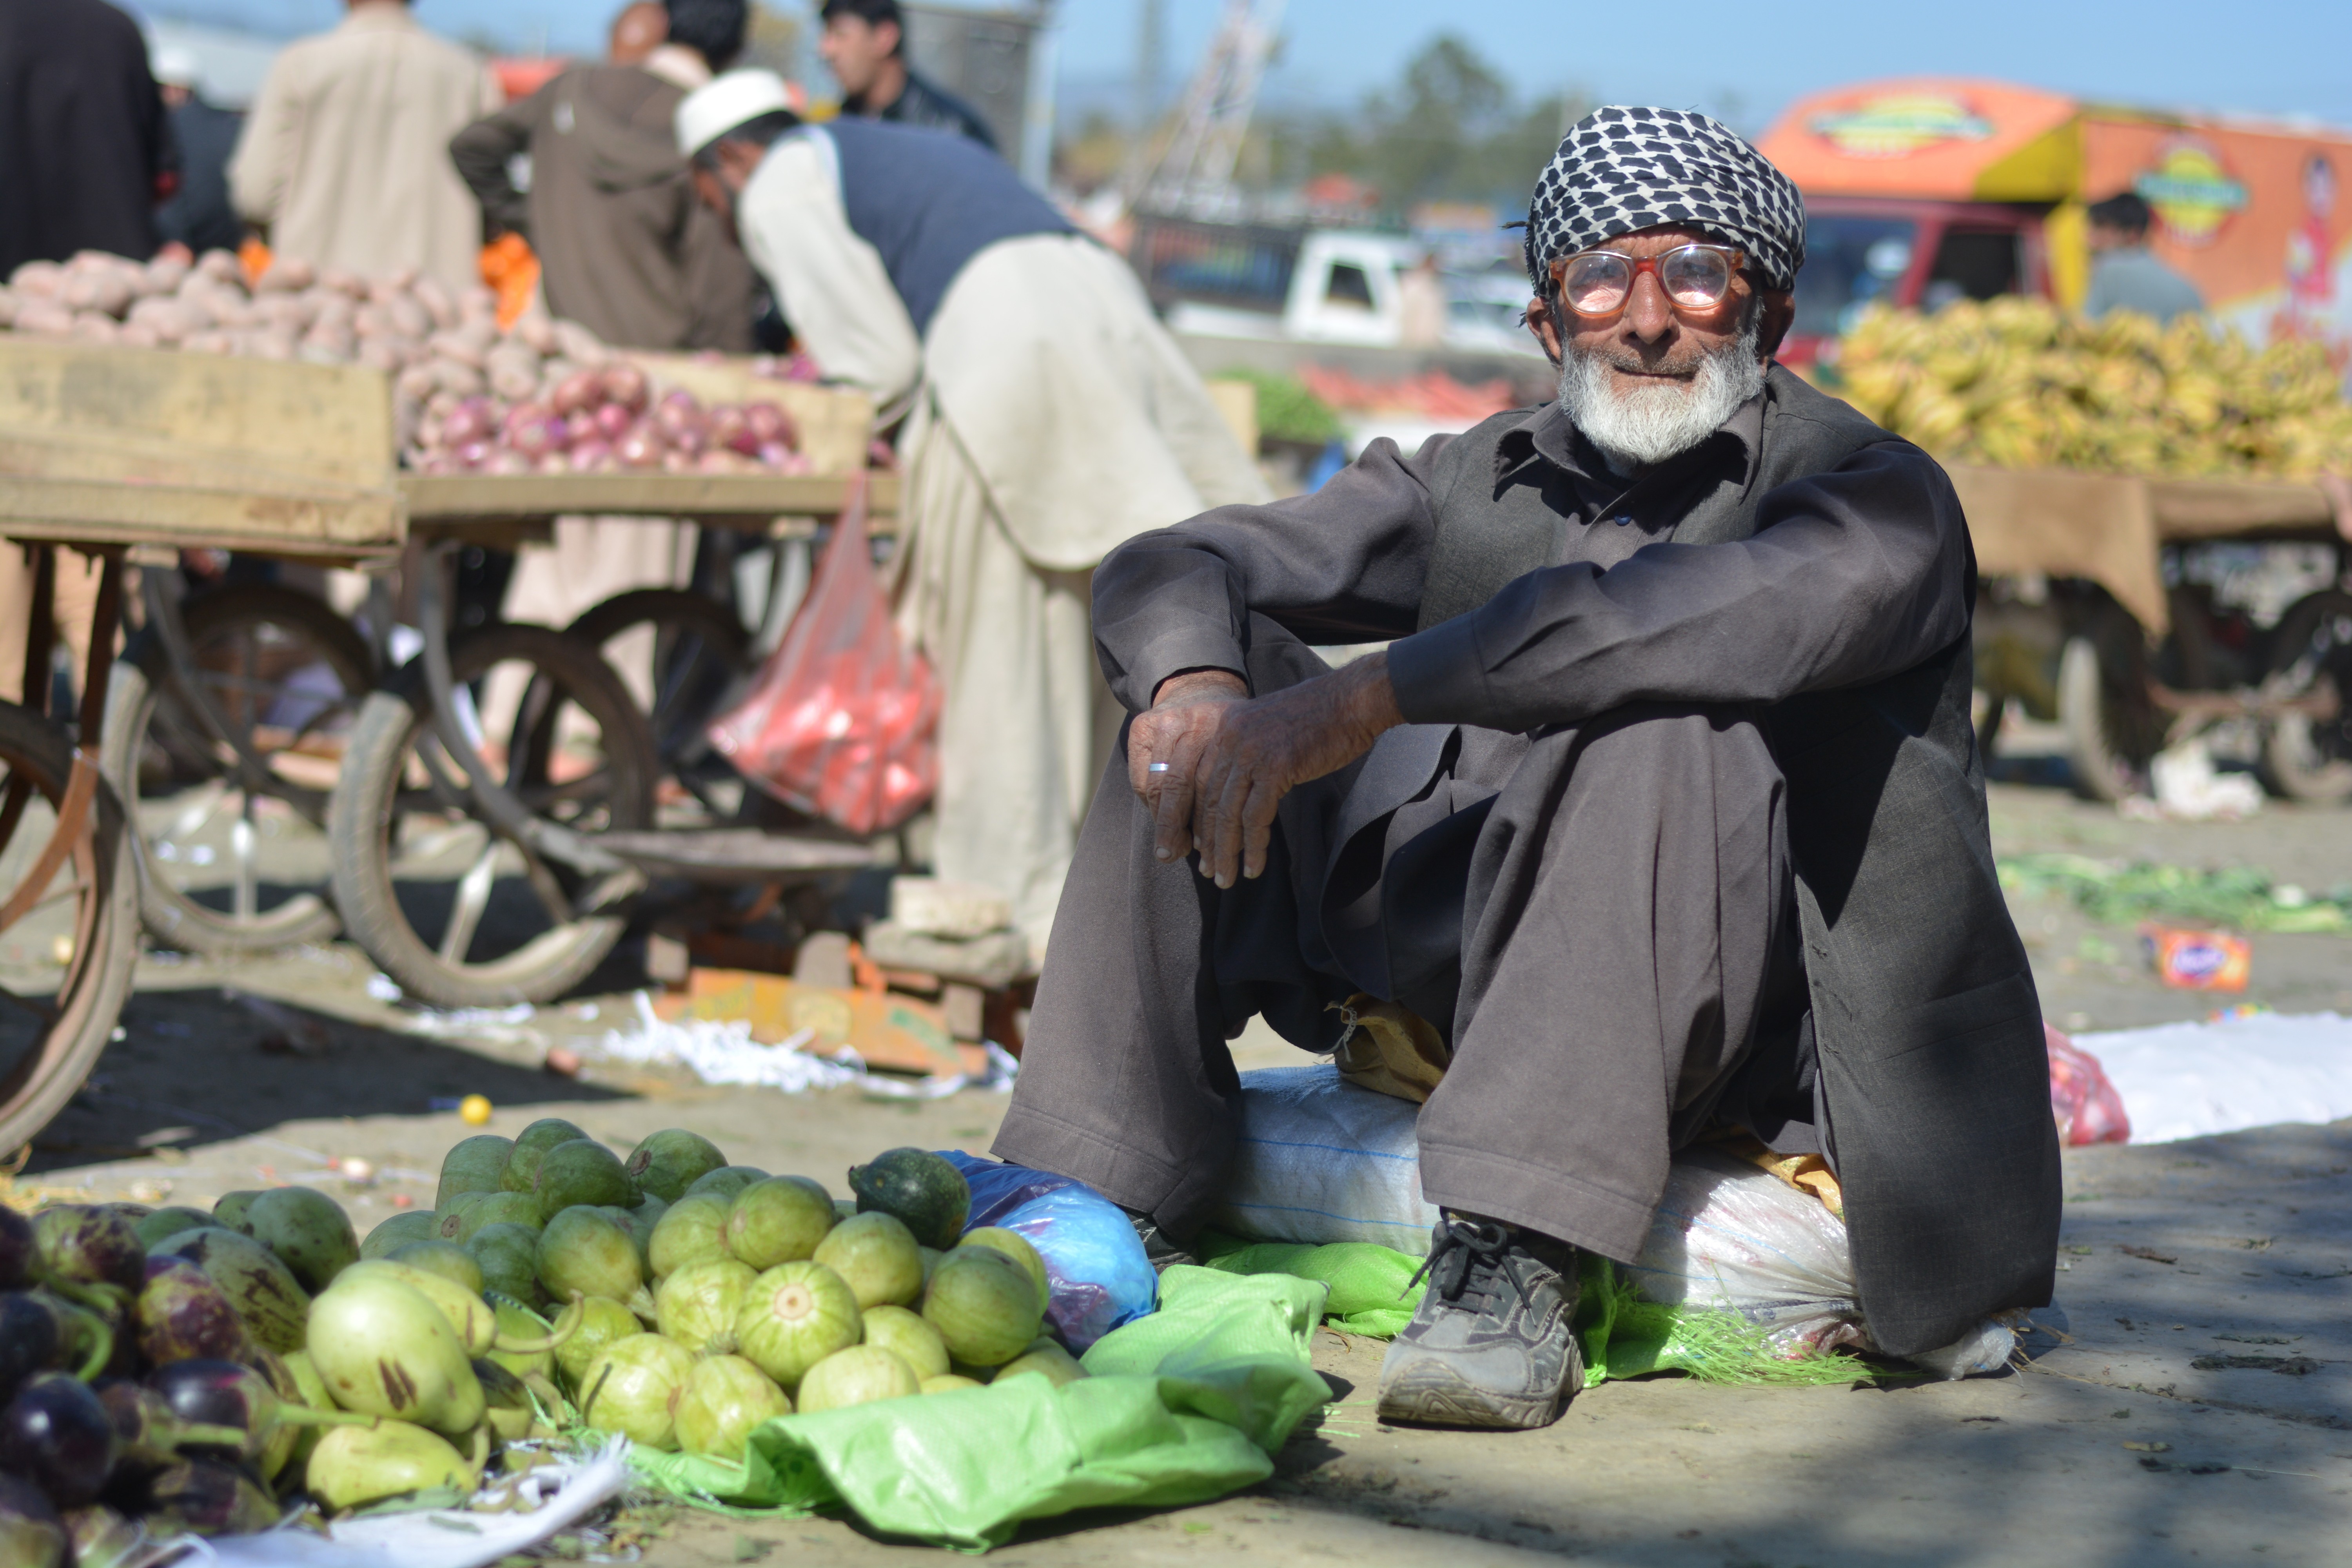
678;70;1268;956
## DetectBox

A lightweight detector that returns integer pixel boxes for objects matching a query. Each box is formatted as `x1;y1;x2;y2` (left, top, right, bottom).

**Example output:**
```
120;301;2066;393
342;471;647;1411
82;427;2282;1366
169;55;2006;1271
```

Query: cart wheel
329;624;656;1008
2258;590;2352;806
2057;617;2164;802
0;703;140;1159
565;589;748;779
100;584;373;955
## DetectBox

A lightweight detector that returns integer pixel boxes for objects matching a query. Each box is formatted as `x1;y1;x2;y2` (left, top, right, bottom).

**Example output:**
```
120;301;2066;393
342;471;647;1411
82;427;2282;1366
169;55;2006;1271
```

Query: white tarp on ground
2075;1011;2352;1144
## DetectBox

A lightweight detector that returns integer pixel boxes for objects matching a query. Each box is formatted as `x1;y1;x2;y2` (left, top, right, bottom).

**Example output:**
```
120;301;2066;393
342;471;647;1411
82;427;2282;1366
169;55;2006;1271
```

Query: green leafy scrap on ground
1997;854;2352;934
1214;369;1345;446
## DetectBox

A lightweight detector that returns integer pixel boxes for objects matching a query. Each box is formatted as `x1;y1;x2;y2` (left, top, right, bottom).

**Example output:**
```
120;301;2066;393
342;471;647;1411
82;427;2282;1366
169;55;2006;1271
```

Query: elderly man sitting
993;108;2060;1431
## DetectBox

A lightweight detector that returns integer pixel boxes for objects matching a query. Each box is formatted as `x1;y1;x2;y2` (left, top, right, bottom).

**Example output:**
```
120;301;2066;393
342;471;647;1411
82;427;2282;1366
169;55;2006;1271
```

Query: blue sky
142;0;2352;131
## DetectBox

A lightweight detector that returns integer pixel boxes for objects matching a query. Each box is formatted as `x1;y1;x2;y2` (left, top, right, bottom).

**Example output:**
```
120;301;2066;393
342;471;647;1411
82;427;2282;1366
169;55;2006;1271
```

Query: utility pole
1134;0;1165;132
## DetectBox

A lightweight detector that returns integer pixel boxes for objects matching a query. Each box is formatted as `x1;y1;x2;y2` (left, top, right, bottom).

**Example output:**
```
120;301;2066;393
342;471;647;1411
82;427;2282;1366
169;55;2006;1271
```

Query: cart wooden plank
0;338;402;554
2146;476;2333;537
401;471;899;528
1949;463;2341;637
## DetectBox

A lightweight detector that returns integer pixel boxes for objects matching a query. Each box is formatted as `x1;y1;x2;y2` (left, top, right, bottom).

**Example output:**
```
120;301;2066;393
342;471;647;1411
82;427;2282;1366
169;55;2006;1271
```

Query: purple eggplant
147;1358;367;1480
30;1207;145;1297
134;1259;249;1367
140;1459;278;1537
0;1292;61;1402
0;1292;115;1398
0;1372;119;1507
0;1474;65;1568
94;1381;245;1472
0;1206;33;1291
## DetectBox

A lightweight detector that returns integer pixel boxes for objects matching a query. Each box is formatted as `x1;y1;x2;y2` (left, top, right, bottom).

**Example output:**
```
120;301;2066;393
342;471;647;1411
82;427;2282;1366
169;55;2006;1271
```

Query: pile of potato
0;249;817;477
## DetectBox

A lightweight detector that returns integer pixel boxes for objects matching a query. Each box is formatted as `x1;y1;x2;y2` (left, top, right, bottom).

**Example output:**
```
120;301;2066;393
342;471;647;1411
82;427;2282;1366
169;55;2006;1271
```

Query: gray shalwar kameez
994;367;2062;1357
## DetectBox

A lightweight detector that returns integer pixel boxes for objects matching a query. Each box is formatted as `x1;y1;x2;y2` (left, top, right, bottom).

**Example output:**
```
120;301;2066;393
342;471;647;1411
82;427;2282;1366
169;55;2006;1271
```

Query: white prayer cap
676;68;794;158
151;43;201;90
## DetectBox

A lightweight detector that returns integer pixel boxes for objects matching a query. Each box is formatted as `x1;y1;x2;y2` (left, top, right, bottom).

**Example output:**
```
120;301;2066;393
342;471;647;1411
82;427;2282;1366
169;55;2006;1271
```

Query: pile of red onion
409;363;809;477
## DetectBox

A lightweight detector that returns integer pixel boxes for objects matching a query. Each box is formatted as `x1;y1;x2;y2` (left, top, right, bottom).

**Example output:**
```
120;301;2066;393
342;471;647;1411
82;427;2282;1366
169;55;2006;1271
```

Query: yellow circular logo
1808;94;1994;159
2133;139;2249;246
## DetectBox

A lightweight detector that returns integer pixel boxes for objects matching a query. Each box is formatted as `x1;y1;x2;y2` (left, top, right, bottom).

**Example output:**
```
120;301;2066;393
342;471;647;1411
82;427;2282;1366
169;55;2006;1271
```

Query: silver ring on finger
1148;762;1171;773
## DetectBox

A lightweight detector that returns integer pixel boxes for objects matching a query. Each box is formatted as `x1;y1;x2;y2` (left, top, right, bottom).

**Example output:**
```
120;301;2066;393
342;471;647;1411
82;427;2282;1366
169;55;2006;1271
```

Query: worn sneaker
1376;1215;1583;1429
1119;1206;1201;1273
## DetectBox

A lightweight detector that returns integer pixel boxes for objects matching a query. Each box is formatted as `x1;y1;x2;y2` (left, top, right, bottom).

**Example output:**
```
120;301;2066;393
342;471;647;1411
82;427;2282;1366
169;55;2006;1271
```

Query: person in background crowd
449;0;756;352
229;0;499;296
818;0;997;150
680;70;1267;958
152;45;247;259
0;0;170;274
453;0;765;676
607;1;672;66
2083;192;2205;325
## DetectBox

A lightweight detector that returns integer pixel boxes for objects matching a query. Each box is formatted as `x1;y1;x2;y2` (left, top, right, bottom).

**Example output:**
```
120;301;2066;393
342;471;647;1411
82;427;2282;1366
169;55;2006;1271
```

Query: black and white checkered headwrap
1524;106;1806;294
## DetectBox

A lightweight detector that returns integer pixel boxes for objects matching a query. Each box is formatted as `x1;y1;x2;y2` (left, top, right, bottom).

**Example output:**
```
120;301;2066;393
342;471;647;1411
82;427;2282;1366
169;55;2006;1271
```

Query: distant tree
1251;33;1588;222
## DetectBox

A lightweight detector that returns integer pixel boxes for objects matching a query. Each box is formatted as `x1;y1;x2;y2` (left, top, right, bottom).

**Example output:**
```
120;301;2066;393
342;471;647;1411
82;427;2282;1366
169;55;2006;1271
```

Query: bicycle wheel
567;589;748;804
2258;590;2352;806
0;702;139;1158
100;583;373;955
2058;603;2165;803
329;624;656;1008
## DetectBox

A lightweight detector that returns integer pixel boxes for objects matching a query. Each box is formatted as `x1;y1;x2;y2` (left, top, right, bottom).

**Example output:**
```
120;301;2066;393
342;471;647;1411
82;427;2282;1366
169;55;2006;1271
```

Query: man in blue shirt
2082;192;2205;324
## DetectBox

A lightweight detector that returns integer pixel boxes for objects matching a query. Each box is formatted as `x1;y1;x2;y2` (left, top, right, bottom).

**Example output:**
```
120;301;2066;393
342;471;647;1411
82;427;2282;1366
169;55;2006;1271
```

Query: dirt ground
19;742;2352;1566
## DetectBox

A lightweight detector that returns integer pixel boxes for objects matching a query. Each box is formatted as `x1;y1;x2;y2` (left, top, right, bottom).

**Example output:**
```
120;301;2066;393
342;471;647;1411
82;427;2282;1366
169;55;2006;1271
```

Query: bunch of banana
1828;299;2352;480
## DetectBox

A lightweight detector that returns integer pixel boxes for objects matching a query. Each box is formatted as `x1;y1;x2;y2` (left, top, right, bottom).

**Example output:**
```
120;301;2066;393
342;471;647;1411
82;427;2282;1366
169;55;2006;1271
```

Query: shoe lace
1405;1217;1515;1314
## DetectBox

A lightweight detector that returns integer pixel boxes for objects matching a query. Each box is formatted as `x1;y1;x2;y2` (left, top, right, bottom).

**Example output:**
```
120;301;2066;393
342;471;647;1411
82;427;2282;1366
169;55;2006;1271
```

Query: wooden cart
0;337;407;1154
361;449;904;1009
1953;463;2348;802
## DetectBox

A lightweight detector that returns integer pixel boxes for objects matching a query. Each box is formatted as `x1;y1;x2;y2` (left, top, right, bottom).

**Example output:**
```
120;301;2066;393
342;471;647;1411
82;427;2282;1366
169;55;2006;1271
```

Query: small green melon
846;1149;969;1250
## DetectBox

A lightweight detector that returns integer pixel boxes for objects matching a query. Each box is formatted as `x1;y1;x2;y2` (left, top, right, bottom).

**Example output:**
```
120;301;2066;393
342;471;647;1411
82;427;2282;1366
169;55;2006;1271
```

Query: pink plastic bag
705;475;939;834
2045;1022;2131;1146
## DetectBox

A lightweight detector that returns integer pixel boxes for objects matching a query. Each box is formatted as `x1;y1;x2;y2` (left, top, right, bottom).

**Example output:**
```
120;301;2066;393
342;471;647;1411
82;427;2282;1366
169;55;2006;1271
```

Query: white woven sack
1207;1065;1440;1248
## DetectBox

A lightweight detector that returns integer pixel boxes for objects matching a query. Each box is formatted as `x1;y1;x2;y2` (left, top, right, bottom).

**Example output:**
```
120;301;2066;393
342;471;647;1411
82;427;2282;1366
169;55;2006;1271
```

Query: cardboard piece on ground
673;968;963;1078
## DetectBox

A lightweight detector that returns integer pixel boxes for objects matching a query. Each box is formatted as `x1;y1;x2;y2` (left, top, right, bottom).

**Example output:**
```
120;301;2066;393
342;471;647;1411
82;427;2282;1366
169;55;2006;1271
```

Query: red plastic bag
2045;1022;2131;1147
706;475;938;834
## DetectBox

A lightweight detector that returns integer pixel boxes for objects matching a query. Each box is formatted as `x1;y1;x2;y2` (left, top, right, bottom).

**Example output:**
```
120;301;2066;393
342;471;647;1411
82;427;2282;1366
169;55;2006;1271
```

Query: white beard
1556;310;1765;475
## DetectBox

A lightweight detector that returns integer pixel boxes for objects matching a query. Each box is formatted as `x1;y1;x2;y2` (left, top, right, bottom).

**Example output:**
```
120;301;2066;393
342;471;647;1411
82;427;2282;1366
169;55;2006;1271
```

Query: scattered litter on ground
404;1002;539;1037
2048;1023;2133;1144
1998;853;2352;933
2144;925;2253;990
596;991;864;1092
2074;1011;2352;1143
586;990;1018;1099
207;1440;632;1568
2118;738;2265;821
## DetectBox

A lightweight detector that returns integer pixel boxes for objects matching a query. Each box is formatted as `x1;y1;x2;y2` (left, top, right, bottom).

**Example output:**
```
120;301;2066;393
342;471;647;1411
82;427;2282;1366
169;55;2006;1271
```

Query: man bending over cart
675;70;1268;961
992;108;2062;1431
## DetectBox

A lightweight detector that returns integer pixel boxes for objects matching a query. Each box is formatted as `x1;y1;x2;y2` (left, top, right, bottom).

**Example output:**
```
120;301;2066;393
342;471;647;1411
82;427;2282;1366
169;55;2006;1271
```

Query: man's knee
1559;703;1780;791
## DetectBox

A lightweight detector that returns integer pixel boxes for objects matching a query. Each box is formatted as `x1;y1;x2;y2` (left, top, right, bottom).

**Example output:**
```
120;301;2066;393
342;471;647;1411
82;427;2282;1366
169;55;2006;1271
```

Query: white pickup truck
1132;220;1541;358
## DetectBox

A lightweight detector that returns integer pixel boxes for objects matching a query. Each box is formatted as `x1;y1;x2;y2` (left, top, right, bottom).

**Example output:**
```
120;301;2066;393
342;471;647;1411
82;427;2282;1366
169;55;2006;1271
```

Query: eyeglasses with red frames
1550;243;1748;318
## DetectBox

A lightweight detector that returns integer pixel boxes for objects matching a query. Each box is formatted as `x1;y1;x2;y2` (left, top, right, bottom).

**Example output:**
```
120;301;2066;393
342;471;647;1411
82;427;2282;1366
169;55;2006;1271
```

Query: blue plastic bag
937;1151;1156;1349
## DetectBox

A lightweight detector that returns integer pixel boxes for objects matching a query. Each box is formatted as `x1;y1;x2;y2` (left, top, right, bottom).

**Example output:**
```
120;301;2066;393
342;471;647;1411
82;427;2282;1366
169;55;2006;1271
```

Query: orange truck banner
1758;78;2352;362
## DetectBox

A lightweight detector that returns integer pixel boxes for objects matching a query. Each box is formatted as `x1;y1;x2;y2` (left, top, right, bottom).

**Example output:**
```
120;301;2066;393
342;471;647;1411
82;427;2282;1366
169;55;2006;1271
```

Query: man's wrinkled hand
1128;656;1403;889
